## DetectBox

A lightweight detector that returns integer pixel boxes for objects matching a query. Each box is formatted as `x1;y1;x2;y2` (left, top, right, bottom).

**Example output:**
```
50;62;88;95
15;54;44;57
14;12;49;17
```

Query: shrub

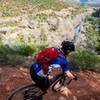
49;18;60;31
96;44;100;54
84;14;100;53
7;54;26;66
40;28;47;42
92;9;100;18
0;43;48;66
95;63;100;73
0;45;14;63
68;48;100;71
35;13;48;22
14;45;38;56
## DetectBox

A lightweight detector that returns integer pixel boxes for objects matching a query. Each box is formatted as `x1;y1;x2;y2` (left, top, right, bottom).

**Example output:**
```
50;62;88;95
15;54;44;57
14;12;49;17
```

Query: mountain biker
30;40;75;99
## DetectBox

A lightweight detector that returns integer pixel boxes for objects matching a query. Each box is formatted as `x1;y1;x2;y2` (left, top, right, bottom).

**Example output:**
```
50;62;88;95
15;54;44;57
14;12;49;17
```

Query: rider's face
64;50;71;55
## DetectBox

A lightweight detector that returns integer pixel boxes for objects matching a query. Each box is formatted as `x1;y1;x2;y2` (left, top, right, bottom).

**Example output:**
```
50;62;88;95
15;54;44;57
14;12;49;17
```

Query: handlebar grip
70;71;78;80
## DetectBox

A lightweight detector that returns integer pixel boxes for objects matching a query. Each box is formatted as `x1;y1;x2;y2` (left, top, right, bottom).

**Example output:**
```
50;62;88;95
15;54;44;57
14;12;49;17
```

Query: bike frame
49;72;66;86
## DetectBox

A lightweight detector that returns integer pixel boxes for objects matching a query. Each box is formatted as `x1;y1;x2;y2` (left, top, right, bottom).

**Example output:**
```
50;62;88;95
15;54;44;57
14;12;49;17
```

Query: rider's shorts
30;65;50;92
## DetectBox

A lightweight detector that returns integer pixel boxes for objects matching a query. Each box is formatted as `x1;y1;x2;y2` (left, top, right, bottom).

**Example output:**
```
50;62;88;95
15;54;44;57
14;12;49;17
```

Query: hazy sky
80;0;100;2
92;0;100;1
80;0;88;3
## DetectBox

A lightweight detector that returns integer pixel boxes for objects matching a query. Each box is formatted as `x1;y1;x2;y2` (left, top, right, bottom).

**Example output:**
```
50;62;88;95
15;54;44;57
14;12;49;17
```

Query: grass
40;28;47;42
88;3;100;7
70;6;86;19
0;20;19;27
0;0;69;17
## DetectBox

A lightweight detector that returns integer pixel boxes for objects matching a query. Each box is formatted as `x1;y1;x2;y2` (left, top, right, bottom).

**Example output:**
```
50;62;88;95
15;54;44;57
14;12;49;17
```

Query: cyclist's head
61;40;75;55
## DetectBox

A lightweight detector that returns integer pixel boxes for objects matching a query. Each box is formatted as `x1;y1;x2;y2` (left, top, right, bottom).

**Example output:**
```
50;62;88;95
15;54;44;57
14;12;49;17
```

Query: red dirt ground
0;65;100;100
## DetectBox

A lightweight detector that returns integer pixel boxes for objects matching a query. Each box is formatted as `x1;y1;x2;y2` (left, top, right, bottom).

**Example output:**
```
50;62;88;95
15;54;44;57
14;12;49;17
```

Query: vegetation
71;6;86;19
82;9;100;54
68;9;100;72
40;28;47;42
0;0;99;72
0;31;48;66
49;18;60;31
0;43;48;66
88;3;100;7
92;9;100;17
0;20;19;28
34;13;48;22
68;48;100;72
0;0;69;17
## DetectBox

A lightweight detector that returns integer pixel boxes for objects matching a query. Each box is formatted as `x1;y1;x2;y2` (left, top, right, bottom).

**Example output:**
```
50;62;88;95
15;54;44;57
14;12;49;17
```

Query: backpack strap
42;56;50;61
56;48;64;57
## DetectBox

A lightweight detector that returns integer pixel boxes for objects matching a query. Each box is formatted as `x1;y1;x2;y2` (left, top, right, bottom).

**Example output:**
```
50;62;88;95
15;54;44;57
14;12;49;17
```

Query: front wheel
52;76;65;92
8;83;42;100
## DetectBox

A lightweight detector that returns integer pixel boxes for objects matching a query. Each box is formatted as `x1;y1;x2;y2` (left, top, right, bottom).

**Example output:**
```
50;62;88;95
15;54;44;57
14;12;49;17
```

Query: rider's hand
64;70;74;79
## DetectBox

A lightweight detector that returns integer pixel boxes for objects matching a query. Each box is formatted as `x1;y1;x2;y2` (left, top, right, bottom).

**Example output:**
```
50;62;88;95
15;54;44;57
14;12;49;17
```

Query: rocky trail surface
0;65;100;100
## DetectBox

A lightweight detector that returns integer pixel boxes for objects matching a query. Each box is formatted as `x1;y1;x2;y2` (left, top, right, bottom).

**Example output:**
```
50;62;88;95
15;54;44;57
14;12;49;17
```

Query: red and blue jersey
32;49;69;77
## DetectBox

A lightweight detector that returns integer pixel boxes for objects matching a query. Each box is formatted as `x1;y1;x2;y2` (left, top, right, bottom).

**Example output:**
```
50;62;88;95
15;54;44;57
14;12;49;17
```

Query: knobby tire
8;83;35;100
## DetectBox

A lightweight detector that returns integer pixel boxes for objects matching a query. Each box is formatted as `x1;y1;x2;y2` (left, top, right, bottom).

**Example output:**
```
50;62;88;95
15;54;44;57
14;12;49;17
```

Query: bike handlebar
65;71;78;85
51;71;78;92
67;76;77;85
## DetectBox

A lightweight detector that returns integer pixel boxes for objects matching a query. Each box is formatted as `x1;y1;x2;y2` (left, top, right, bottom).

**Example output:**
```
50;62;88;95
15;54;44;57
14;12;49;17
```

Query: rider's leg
30;65;50;96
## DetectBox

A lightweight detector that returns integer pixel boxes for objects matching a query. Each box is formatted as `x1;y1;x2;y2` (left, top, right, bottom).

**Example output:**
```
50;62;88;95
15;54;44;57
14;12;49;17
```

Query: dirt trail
0;65;100;100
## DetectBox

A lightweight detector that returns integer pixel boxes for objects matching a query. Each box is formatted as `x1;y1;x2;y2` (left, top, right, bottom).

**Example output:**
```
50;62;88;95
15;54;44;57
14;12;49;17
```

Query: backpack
35;47;63;74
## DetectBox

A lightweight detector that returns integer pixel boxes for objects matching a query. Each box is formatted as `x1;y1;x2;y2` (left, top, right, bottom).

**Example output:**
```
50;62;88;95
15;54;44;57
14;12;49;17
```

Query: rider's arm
59;57;74;79
61;64;74;79
49;55;74;79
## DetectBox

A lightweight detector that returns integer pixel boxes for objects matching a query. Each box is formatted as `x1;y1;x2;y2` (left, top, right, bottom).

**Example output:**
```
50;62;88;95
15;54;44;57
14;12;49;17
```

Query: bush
96;44;100;54
0;45;14;62
40;28;47;42
68;48;100;71
92;9;100;18
14;45;38;56
7;54;26;66
84;14;100;53
95;63;100;73
49;19;60;31
0;43;48;66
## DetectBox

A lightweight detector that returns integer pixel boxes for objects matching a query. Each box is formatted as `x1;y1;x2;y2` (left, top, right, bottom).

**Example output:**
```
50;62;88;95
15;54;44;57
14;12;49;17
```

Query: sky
80;0;88;3
80;0;100;2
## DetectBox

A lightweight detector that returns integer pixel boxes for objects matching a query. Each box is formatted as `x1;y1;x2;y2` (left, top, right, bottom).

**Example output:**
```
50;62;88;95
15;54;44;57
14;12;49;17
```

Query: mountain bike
8;71;77;100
